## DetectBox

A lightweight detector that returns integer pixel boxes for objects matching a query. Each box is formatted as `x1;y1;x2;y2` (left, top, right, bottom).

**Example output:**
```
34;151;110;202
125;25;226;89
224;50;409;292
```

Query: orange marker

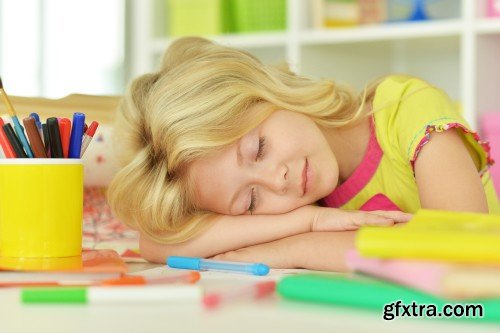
100;271;200;286
59;118;71;158
0;271;200;289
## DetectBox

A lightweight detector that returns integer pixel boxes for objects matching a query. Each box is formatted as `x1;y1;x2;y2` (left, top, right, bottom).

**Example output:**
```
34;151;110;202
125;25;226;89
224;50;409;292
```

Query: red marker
59;118;71;158
203;281;276;310
80;121;99;157
0;117;16;158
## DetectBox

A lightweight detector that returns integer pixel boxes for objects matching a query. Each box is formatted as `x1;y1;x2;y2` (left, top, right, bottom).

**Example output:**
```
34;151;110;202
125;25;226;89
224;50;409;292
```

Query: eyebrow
228;139;245;214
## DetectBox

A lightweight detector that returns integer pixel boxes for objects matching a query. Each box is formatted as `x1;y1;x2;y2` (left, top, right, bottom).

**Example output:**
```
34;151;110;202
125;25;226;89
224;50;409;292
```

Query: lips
302;158;308;196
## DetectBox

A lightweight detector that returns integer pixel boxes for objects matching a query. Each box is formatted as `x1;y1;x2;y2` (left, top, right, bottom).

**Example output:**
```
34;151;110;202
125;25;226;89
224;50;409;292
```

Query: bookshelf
129;0;500;129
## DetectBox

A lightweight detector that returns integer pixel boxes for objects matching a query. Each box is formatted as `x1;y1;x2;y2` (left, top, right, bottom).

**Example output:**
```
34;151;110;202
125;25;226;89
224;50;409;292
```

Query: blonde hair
107;36;385;244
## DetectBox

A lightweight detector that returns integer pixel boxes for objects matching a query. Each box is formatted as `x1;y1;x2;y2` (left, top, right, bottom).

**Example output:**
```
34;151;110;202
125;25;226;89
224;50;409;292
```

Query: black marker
42;123;50;157
46;117;63;158
2;123;27;158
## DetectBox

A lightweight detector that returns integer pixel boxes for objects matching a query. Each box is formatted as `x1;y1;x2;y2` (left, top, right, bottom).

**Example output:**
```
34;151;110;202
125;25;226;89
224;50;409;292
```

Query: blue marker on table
167;256;270;276
68;112;85;158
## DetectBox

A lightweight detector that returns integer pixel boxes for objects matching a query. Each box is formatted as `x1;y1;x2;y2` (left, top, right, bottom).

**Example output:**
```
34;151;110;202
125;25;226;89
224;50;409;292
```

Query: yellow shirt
319;75;500;214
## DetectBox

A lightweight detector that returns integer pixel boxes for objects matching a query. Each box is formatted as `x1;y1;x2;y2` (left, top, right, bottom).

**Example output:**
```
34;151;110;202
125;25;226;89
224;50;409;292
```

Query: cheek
317;155;339;197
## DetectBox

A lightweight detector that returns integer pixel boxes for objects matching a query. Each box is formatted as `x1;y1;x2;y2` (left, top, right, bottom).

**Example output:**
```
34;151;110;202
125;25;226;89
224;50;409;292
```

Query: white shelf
131;0;500;129
300;19;463;45
475;18;500;34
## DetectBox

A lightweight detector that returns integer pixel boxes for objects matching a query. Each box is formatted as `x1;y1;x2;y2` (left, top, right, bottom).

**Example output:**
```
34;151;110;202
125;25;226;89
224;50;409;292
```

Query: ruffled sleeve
380;75;494;177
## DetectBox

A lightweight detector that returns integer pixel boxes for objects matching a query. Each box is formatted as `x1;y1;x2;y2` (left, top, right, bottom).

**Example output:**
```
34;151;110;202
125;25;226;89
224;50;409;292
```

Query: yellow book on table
356;209;500;264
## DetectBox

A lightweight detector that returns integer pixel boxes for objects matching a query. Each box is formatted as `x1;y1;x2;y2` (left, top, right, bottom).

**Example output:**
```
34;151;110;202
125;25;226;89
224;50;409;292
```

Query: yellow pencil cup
0;159;83;258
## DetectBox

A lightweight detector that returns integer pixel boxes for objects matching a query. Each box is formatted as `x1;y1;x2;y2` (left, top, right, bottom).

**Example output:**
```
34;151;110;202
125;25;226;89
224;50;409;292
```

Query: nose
250;162;288;194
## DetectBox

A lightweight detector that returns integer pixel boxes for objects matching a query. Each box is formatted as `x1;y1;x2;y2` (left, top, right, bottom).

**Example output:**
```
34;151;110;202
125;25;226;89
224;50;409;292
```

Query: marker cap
167;256;201;270
251;263;270;276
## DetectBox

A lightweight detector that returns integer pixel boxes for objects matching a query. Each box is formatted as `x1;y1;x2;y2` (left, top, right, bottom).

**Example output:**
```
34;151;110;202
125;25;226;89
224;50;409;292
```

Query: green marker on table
277;274;500;322
21;285;202;304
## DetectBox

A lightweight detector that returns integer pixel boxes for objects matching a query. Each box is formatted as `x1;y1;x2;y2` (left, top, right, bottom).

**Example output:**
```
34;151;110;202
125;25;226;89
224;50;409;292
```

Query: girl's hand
302;205;413;232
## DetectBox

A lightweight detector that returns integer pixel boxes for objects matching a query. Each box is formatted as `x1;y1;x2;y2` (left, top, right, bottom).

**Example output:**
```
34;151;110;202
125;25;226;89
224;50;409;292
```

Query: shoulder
373;74;456;118
371;74;493;174
372;75;457;136
372;75;467;162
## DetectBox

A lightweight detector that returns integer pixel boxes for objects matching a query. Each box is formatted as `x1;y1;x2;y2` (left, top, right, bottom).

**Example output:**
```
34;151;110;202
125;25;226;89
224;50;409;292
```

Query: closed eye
248;136;266;214
256;136;266;161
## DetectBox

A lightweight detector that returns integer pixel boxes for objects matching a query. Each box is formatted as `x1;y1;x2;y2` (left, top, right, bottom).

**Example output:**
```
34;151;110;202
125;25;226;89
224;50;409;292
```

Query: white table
1;263;498;333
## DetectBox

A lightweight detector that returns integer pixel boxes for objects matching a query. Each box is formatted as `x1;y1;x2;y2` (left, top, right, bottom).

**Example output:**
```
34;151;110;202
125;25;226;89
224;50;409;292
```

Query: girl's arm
415;129;489;213
139;206;312;263
139;206;410;264
210;231;357;272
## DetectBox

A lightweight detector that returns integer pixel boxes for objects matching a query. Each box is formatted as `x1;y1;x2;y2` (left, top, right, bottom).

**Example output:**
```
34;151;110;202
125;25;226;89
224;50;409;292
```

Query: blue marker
30;112;42;129
167;256;270;276
11;115;33;158
68;112;85;158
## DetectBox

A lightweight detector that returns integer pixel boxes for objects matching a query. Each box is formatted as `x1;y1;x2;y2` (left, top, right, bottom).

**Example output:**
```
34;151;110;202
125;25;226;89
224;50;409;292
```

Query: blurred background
0;0;499;131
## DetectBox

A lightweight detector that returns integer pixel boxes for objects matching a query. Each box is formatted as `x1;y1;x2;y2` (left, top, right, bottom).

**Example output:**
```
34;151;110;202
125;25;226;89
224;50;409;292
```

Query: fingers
369;210;413;223
354;211;413;230
361;213;395;227
312;207;413;232
339;212;394;231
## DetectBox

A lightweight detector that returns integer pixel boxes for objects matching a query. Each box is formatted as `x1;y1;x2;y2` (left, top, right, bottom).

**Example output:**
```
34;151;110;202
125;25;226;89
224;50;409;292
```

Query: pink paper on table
346;249;447;295
346;249;500;299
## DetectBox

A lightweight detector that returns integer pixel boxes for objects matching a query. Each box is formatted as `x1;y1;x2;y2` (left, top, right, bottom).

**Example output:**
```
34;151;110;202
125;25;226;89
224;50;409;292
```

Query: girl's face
189;108;340;216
